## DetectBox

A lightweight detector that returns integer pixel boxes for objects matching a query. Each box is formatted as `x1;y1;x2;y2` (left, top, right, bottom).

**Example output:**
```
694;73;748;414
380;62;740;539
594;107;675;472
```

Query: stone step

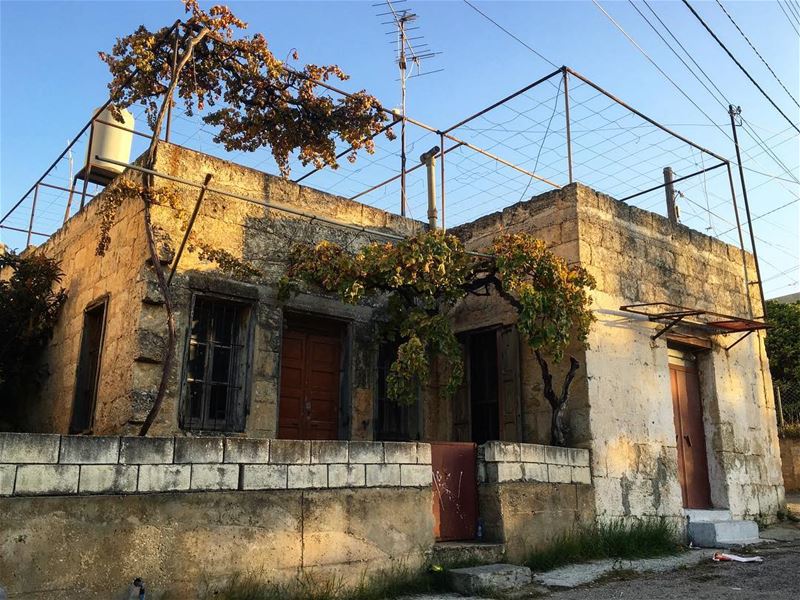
688;519;760;547
685;508;733;522
448;563;532;594
431;541;505;566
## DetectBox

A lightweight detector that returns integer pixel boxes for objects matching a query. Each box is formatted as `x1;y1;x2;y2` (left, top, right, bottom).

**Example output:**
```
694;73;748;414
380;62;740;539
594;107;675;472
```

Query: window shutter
452;337;471;441
497;325;522;442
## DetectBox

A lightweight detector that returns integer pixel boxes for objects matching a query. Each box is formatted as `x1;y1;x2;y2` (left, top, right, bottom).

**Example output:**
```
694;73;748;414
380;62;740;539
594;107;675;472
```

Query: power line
786;0;800;26
777;1;800;35
681;0;800;134
462;0;559;69
715;0;800;110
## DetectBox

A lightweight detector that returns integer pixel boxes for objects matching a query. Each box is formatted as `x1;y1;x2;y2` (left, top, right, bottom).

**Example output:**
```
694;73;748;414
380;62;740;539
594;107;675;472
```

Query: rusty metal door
670;359;712;509
431;442;478;541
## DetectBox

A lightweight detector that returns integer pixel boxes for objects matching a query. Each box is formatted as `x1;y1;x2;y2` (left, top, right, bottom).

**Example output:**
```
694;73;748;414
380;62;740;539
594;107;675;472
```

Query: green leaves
283;230;595;406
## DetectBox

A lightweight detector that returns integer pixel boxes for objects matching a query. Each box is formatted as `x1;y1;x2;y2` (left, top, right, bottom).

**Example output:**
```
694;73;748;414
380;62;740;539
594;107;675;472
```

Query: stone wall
574;183;784;523
779;437;800;492
0;433;434;598
477;442;594;561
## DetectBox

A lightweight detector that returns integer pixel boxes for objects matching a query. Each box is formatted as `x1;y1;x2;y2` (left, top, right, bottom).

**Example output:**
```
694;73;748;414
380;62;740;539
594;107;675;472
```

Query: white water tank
83;106;135;184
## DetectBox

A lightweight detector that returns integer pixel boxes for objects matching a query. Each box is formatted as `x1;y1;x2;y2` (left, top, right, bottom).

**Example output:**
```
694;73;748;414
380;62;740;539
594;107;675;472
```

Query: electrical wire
681;0;800;134
777;2;800;35
715;0;800;109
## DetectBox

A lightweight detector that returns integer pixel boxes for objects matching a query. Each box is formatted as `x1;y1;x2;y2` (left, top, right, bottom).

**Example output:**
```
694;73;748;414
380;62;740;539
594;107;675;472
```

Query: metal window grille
182;296;248;431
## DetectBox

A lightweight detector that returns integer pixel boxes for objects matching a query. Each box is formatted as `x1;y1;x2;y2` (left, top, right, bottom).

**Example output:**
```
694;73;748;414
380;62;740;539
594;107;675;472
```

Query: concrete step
431;541;505;566
688;519;760;547
685;508;733;522
448;563;532;594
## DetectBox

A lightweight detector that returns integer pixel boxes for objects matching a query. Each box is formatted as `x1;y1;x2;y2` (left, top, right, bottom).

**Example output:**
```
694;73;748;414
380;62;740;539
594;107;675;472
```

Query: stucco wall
574;183;784;522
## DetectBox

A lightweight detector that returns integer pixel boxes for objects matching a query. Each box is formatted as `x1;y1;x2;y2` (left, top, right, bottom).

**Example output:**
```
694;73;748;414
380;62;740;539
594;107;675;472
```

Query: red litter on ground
713;552;764;563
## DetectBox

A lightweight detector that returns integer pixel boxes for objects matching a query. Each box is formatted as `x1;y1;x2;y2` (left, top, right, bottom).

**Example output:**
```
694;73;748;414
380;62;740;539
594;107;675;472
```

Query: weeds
525;518;682;572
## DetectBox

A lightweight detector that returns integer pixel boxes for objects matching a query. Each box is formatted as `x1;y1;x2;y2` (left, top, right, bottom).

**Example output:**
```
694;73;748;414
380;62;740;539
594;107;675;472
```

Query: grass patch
525;519;682;572
207;564;449;600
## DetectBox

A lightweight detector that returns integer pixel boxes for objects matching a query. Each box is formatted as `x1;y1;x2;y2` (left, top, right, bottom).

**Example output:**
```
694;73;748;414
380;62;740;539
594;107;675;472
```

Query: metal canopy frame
619;302;768;350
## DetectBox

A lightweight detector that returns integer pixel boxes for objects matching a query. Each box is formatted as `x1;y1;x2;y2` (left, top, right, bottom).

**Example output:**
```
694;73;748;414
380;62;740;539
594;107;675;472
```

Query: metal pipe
440;132;446;231
443;67;562;134
64;174;78;224
79;121;95;210
26;184;39;247
348;142;463;202
564;67;728;163
563;67;573;184
420;146;440;228
95;118;153;140
1;224;49;237
618;162;726;202
725;161;753;318
729;105;766;318
38;181;95;197
168;173;213;285
663;166;677;225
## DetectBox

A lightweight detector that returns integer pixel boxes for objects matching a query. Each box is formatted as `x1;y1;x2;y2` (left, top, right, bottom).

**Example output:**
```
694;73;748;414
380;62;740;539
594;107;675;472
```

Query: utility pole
663;166;677;225
398;14;410;217
728;105;766;317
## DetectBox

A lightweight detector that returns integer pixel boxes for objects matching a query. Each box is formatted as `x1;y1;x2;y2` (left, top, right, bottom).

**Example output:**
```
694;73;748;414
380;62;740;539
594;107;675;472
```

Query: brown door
431;442;478;541
278;316;343;440
670;355;712;509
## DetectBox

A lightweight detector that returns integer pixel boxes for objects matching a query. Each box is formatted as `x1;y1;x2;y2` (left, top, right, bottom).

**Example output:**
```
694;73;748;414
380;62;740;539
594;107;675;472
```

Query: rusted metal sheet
431;442;478;541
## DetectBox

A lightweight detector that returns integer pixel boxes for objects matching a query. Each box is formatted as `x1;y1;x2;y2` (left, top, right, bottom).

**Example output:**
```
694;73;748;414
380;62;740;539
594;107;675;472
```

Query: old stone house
0;142;785;596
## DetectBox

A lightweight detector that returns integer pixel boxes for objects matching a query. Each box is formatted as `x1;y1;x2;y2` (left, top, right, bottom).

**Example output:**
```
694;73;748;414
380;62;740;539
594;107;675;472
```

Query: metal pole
64;175;78;223
78;121;96;210
165;35;180;143
168;173;213;286
440;132;446;231
725;161;754;318
420;147;439;228
399;18;407;217
776;384;784;429
563;67;574;184
619;162;726;202
26;184;39;247
729;105;766;318
664;167;677;225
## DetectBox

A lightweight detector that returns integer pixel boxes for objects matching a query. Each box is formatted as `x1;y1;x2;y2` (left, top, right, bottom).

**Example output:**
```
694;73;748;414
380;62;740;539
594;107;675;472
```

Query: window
182;295;250;431
70;298;108;434
375;342;419;441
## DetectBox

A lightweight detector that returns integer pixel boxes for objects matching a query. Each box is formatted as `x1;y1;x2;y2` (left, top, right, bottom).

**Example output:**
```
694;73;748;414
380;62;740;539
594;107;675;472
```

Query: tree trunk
534;350;580;447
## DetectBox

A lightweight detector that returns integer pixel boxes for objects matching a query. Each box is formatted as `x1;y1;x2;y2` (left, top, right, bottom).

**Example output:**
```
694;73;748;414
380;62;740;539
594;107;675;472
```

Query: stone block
0;464;15;496
15;465;79;495
547;464;572;484
0;433;60;464
328;464;366;488
59;436;119;464
545;446;573;466
400;464;431;487
174;437;223;464
522;462;549;482
486;462;523;483
348;441;384;464
119;437;174;464
384;442;418;464
288;465;328;489
569;448;591;467
79;465;138;494
449;564;531;594
417;443;432;464
224;438;269;463
241;464;287;489
190;464;239;491
366;463;401;487
519;443;547;463
137;465;191;492
310;441;348;464
483;441;521;462
269;440;310;464
572;466;592;484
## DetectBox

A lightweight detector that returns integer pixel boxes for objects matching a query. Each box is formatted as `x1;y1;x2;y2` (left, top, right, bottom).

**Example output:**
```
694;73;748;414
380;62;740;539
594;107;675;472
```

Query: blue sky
1;0;798;298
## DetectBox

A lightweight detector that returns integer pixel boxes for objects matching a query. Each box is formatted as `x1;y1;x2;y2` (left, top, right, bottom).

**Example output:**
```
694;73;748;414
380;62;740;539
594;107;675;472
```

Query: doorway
669;348;712;509
278;313;344;440
70;298;108;434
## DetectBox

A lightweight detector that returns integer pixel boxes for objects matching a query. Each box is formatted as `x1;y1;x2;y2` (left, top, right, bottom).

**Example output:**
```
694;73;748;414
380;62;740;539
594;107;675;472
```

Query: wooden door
670;358;712;509
278;319;342;440
431;442;478;541
70;299;107;434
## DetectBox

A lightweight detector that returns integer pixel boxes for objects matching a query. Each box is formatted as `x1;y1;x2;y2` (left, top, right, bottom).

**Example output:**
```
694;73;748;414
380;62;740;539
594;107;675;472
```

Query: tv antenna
375;0;442;216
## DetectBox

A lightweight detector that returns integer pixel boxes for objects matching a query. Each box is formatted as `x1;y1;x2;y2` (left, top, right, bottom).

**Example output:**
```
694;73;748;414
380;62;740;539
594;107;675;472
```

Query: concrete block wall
0;433;432;497
479;441;591;485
